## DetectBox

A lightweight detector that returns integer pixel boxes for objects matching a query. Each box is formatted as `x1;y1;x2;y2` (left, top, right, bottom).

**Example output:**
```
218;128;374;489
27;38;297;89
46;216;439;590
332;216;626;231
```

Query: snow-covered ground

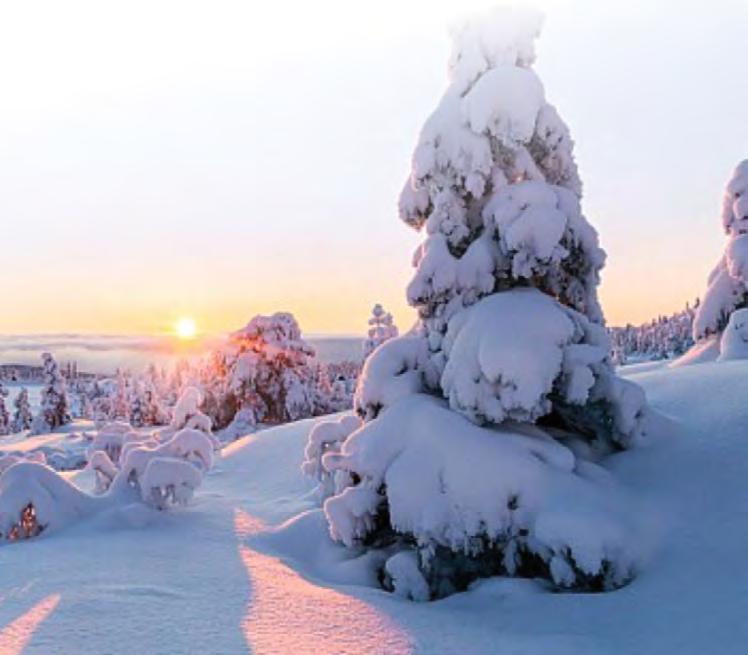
0;360;747;653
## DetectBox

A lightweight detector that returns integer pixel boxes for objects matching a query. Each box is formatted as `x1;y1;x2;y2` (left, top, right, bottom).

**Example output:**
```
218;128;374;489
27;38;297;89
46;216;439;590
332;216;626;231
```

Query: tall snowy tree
11;387;33;433
692;161;748;351
34;352;71;433
317;8;651;600
363;304;399;359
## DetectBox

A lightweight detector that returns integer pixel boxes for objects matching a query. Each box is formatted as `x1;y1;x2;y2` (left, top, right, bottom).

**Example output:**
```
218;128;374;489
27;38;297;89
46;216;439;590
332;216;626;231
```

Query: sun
175;317;197;340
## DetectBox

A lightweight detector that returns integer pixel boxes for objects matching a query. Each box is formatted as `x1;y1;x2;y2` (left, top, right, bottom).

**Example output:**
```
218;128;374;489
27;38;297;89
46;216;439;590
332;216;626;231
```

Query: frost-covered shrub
318;7;651;600
0;420;214;543
33;353;71;433
301;413;362;500
363;304;399;359
693;162;748;345
0;462;95;541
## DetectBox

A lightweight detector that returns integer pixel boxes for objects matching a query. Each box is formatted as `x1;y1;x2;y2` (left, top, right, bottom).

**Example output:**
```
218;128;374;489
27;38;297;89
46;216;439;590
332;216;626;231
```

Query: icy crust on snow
323;395;640;598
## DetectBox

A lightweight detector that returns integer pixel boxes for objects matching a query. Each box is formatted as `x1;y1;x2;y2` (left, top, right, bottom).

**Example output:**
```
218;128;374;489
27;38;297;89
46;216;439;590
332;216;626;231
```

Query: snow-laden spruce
220;312;317;429
0;382;9;436
308;6;652;600
33;352;71;434
690;161;748;357
0;387;215;542
11;387;33;433
363;304;399;359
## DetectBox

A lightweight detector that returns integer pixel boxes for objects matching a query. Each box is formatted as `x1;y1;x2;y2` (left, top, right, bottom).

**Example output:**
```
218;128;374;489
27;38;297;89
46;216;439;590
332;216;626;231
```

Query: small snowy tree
33;352;71;433
0;383;9;436
11;387;33;433
692;161;748;352
225;312;317;425
363;304;399;359
129;379;168;427
316;7;651;600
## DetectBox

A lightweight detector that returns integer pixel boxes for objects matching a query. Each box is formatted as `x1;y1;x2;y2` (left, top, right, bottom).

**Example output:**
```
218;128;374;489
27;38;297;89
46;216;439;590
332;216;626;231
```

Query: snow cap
448;5;544;90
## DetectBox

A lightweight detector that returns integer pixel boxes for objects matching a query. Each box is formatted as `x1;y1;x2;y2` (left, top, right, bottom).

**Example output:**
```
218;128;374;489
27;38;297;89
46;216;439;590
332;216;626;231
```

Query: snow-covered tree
609;301;696;363
363;304;399;359
315;8;651;600
129;379;168;427
0;383;9;436
11;387;33;433
33;352;71;433
692;161;748;349
225;312;317;425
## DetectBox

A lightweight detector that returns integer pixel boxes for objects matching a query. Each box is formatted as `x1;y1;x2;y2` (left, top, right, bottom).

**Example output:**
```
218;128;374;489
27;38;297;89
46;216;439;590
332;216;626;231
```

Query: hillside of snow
0;360;747;653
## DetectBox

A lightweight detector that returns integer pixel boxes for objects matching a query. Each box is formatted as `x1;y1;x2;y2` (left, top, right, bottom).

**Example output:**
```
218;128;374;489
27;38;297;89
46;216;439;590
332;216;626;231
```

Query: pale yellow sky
1;0;744;335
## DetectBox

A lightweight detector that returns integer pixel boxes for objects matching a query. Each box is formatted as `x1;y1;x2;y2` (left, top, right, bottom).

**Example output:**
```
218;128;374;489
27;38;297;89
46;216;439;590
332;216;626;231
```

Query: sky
1;0;747;336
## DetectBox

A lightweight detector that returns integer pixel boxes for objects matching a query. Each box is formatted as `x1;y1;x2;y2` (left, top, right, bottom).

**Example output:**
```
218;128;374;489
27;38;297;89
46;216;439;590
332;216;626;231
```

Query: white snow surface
1;362;748;652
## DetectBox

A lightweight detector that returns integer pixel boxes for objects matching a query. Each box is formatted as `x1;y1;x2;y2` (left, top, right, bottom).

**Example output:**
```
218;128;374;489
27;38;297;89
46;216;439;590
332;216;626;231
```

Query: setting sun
175;317;197;340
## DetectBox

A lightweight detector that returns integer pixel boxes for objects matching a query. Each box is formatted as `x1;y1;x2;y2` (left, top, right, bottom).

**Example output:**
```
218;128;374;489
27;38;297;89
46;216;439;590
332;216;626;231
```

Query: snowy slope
1;362;748;653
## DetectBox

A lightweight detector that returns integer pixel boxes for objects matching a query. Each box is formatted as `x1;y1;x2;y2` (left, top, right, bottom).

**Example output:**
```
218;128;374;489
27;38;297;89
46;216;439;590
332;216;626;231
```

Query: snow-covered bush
301;413;362;500
317;7;651;600
11;387;33;434
170;386;212;434
692;161;748;346
0;418;214;543
33;352;71;433
363;304;399;359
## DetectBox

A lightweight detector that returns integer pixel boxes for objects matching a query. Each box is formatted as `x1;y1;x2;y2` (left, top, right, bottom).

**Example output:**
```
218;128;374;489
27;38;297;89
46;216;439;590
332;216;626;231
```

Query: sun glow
175;317;197;340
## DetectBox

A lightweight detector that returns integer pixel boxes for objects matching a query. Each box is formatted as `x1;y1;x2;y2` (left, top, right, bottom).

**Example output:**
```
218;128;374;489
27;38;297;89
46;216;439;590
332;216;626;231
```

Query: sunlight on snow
0;594;60;654
234;509;412;655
